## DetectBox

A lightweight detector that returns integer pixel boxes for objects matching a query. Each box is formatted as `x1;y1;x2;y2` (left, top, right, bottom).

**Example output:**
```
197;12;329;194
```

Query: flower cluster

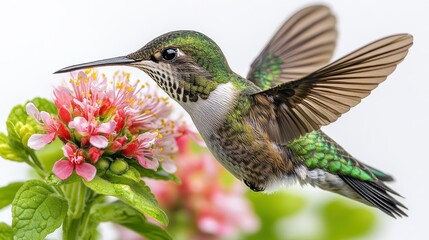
143;132;259;239
27;70;179;181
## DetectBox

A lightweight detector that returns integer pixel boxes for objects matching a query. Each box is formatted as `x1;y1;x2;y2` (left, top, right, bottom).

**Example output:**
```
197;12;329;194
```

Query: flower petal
58;105;72;124
52;160;74;180
198;216;221;235
25;103;41;122
138;132;158;142
120;141;139;157
27;133;55;150
62;143;75;158
90;135;108;148
40;111;53;125
75;162;97;181
56;122;71;142
53;86;73;108
137;132;157;148
68;116;88;132
97;120;116;134
137;156;159;170
189;131;207;147
161;159;177;173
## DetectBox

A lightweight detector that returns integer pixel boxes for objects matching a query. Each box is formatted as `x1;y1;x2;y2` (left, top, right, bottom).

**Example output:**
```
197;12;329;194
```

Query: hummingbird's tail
362;163;394;182
289;131;407;218
339;175;407;218
341;158;409;217
305;166;407;218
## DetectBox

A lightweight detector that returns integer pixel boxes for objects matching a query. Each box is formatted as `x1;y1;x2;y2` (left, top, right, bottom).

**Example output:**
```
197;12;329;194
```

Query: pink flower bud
109;136;127;152
58;105;72;124
88;147;104;163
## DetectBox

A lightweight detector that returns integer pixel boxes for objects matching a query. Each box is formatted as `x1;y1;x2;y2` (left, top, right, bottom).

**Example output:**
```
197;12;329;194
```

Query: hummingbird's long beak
54;56;139;74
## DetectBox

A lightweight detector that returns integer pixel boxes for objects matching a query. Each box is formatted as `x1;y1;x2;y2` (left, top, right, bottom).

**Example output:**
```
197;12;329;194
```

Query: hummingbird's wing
247;5;337;90
249;34;413;144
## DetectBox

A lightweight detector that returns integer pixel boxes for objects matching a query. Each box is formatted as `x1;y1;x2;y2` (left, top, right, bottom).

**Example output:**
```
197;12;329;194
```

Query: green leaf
45;173;80;186
105;171;158;206
89;201;172;240
106;165;141;184
6;97;56;152
129;180;158;206
83;176;168;225
0;133;26;162
245;191;307;240
137;166;180;183
247;190;306;220
320;199;377;240
0;222;13;240
0;182;24;209
12;180;68;240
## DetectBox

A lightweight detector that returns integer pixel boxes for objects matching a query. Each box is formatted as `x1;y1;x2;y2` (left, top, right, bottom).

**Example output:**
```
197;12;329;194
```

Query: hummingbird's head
55;31;232;104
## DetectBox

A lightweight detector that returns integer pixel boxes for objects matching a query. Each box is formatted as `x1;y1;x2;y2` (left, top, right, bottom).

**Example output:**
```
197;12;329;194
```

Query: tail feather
340;175;407;218
361;163;395;182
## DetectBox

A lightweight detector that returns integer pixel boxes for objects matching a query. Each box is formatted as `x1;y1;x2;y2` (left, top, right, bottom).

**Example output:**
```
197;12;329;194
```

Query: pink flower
52;143;96;181
68;117;116;149
146;152;260;238
26;103;70;150
175;123;206;155
121;132;158;170
198;189;260;236
27;70;183;181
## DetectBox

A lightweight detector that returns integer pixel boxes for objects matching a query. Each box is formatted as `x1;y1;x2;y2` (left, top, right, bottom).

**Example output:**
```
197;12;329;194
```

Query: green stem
54;185;66;198
23;157;47;179
79;191;102;238
28;150;44;171
63;181;87;240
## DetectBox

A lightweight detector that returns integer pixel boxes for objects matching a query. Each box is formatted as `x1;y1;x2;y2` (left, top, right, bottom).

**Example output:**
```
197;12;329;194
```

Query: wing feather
247;5;337;89
249;34;413;144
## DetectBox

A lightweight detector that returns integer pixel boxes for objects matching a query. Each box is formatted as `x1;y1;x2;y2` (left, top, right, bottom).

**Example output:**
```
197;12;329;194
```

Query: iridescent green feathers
288;131;407;217
248;5;337;90
127;30;231;83
289;131;379;182
249;55;283;90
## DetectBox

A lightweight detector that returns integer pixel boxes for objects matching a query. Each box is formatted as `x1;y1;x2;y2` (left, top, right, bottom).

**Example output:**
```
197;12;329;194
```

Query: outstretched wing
247;5;337;90
249;34;413;144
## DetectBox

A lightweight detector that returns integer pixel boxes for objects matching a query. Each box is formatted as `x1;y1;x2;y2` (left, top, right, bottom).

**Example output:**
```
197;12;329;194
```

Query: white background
1;0;428;239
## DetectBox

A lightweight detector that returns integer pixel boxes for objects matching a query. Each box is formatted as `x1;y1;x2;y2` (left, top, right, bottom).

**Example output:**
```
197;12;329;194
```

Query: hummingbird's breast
197;92;297;192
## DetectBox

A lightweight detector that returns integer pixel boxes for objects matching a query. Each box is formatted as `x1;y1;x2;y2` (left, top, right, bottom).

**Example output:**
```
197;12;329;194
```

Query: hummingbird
55;5;412;218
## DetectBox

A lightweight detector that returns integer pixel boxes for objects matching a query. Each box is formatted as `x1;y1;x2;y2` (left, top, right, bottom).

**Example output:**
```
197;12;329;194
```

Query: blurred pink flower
145;136;259;239
175;124;206;155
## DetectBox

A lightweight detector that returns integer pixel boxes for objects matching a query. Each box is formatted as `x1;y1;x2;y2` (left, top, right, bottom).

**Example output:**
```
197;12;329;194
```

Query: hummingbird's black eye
161;48;177;61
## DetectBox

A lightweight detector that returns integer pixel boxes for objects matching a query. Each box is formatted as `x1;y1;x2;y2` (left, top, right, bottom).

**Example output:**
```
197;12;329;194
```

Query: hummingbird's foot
244;179;265;192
